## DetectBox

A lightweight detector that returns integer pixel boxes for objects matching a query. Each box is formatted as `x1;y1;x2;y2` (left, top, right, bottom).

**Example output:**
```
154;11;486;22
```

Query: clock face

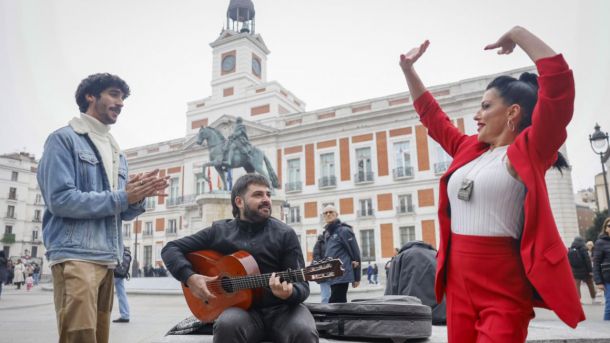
252;58;261;77
221;55;236;72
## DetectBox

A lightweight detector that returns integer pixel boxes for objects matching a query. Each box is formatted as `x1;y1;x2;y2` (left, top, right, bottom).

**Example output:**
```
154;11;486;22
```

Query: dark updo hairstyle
486;72;569;172
75;73;131;113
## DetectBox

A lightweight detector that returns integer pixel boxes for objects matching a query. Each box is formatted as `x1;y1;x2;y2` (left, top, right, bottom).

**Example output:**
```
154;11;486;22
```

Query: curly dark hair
75;73;130;113
230;174;271;219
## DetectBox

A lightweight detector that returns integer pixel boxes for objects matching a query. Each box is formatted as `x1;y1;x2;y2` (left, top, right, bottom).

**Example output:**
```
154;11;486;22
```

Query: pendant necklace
457;147;506;201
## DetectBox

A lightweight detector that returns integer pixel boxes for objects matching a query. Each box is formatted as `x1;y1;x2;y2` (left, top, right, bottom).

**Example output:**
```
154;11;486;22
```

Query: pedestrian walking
26;273;34;291
593;217;610;320
13;259;25;290
312;233;331;303
568;237;596;303
32;263;40;286
113;247;132;323
5;260;14;286
366;263;373;285
0;251;7;299
321;204;361;303
372;264;379;285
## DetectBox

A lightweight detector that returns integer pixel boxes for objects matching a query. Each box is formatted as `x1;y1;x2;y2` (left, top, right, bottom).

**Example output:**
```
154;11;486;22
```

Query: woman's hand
484;27;519;55
399;40;430;101
399;40;430;73
484;26;556;61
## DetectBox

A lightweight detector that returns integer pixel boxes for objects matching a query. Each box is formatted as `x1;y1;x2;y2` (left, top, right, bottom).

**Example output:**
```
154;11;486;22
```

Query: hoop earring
507;119;515;132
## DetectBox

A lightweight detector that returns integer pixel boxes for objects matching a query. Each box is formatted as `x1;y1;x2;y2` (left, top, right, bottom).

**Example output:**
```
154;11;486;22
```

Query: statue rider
222;117;252;169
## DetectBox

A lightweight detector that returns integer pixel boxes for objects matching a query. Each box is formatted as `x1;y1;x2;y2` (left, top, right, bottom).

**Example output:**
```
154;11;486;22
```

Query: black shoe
112;318;130;323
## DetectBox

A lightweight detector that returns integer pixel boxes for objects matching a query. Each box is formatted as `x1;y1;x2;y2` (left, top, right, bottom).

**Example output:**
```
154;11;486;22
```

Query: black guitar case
305;295;432;343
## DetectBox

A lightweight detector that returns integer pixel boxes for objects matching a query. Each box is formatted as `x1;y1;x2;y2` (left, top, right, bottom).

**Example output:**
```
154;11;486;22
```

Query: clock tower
186;0;305;134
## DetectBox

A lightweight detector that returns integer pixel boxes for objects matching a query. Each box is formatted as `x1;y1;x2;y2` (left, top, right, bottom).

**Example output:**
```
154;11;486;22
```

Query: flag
207;167;212;192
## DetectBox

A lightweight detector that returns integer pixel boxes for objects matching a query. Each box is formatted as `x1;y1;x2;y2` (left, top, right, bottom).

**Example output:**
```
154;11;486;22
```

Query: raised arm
484;26;556;62
485;26;572;165
399;40;430;101
399;41;469;157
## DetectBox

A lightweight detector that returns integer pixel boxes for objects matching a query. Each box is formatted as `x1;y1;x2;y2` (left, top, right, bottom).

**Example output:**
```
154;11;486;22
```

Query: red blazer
413;54;585;328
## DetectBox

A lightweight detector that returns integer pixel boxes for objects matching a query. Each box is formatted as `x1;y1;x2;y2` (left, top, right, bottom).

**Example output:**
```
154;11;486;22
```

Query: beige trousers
51;261;114;343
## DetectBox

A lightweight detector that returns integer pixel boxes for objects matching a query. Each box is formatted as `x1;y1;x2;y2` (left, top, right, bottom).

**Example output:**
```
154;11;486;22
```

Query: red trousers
446;234;534;343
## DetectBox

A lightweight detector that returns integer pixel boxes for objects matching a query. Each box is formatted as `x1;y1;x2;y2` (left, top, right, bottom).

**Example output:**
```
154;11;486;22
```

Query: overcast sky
1;0;609;191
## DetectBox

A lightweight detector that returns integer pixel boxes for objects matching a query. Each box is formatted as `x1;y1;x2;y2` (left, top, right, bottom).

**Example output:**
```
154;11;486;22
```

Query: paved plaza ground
1;278;609;342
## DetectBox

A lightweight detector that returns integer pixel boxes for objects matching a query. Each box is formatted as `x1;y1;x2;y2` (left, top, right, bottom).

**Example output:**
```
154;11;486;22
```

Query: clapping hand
126;169;170;204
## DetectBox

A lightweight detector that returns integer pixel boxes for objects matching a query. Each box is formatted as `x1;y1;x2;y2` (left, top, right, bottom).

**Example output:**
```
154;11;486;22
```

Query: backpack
114;249;132;279
567;247;583;269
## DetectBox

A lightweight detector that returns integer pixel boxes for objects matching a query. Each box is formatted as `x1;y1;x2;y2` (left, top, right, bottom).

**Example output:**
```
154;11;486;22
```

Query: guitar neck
213;269;306;292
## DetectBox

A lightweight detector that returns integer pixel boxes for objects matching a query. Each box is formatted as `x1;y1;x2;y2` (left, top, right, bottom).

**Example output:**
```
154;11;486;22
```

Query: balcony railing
32;217;41;222
318;176;337;188
393;166;414;179
5;213;15;219
396;205;415;215
285;181;303;192
354;171;374;184
434;161;451;174
286;215;301;224
1;233;16;244
165;229;177;236
357;209;374;217
8;193;17;200
145;199;156;210
166;195;197;207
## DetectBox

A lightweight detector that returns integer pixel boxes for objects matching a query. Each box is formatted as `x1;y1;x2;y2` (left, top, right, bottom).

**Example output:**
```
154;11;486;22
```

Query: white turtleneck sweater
69;114;121;190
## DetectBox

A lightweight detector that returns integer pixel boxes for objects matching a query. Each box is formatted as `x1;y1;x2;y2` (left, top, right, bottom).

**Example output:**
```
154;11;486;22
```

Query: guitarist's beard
243;202;272;223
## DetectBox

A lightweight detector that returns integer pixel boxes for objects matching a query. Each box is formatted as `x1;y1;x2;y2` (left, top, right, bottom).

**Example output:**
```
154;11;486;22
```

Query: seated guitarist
161;174;319;343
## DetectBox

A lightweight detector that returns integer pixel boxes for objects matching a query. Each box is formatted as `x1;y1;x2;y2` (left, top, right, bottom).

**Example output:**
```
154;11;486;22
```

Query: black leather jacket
161;217;309;308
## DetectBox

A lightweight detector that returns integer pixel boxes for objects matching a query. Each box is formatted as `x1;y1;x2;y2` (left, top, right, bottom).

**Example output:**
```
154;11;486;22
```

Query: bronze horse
196;126;280;190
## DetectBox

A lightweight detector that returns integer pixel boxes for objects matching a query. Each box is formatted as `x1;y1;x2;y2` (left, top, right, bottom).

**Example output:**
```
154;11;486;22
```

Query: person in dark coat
385;241;446;325
322;204;361;303
568;236;596;302
312;233;331;303
593;217;610;320
366;263;373;285
0;251;7;299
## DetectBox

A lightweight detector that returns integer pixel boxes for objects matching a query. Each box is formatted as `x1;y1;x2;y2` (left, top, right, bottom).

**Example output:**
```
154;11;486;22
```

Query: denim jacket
37;120;144;264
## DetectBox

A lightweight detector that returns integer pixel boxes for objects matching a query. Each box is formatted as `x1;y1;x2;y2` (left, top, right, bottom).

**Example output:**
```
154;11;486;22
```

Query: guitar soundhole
220;276;234;293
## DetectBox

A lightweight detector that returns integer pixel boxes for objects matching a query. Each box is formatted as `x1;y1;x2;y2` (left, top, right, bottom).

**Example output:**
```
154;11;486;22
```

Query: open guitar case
305;295;432;342
166;295;431;342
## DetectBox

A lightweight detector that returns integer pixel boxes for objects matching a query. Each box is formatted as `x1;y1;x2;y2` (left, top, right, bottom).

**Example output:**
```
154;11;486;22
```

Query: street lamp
589;123;610;211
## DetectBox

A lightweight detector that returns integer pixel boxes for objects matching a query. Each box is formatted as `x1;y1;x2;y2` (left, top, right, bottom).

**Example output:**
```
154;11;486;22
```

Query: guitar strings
204;270;307;292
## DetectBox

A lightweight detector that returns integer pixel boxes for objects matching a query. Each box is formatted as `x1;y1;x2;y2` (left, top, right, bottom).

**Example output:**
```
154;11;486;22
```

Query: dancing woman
399;26;584;342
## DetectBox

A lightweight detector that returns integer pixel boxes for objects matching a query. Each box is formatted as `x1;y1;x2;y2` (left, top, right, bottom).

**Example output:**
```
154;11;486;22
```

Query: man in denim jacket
37;73;168;343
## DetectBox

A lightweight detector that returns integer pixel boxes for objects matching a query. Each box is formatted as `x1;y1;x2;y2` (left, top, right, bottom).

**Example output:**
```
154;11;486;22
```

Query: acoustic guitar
182;250;344;322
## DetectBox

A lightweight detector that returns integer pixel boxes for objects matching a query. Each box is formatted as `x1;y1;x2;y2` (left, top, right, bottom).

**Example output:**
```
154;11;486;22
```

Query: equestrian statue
196;117;280;191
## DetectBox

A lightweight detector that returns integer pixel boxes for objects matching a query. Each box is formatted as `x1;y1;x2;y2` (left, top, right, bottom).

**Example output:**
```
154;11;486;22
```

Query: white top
70;114;121;190
447;145;526;238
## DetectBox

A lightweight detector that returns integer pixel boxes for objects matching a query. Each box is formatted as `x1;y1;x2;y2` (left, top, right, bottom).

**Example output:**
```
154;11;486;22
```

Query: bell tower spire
226;0;256;34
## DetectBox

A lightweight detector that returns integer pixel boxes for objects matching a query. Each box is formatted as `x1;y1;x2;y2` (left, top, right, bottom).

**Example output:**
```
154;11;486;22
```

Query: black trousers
213;304;318;343
329;283;349;303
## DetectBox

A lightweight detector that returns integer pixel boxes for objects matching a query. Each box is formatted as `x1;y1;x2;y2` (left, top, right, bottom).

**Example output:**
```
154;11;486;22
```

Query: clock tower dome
186;0;305;134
